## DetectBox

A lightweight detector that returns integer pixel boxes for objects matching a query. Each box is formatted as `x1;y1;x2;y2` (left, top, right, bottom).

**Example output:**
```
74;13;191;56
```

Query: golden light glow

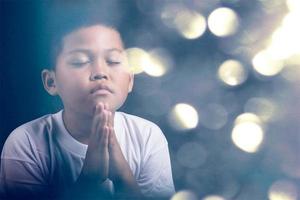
161;5;207;39
252;50;284;76
234;113;262;125
125;47;150;74
268;12;300;60
281;64;300;82
174;9;207;39
171;190;198;200
208;7;239;37
143;48;172;77
268;180;298;200
286;0;300;11
254;1;300;74
218;59;247;86
161;3;183;28
169;103;199;130
203;195;226;200
232;113;264;153
244;97;276;122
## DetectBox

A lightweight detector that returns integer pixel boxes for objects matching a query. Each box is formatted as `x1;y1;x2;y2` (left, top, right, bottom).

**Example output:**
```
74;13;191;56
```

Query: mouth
90;85;113;95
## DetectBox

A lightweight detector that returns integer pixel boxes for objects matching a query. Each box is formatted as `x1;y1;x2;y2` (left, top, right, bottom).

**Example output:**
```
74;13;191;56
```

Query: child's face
53;25;133;116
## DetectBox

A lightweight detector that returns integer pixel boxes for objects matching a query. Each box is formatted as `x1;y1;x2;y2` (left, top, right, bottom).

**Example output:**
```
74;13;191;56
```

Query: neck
62;108;93;145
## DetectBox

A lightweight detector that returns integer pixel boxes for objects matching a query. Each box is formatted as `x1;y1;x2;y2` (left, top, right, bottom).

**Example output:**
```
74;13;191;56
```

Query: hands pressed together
76;102;141;198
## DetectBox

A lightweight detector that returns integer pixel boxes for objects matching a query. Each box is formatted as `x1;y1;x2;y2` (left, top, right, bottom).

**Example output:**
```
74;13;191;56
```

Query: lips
90;84;113;94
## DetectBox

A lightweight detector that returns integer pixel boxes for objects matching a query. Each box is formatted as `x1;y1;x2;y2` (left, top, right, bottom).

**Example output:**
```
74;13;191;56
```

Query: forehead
61;25;124;53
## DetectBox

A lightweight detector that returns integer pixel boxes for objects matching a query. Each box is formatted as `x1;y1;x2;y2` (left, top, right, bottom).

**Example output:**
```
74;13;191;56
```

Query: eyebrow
66;48;124;55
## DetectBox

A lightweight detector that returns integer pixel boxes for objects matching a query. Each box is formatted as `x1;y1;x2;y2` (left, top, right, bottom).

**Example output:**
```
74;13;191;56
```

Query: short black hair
42;0;128;69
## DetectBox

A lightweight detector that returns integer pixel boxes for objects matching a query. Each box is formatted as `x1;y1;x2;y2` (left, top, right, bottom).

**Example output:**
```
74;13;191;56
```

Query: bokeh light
234;112;261;125
200;103;228;130
174;9;207;39
176;142;207;168
218;59;248;86
286;0;300;11
252;50;284;76
3;1;300;199
161;4;207;39
231;113;264;153
244;97;277;122
160;3;182;28
171;190;198;200
281;64;300;82
202;195;226;200
169;103;199;131
208;7;239;37
125;47;149;74
268;180;298;200
126;47;172;77
143;48;172;77
254;0;300;77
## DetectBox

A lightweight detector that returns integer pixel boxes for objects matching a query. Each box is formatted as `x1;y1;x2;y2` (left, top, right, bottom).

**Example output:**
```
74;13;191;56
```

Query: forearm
113;173;142;199
60;173;111;200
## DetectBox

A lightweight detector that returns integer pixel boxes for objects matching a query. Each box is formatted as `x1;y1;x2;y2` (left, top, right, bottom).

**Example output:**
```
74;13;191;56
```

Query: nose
89;58;108;81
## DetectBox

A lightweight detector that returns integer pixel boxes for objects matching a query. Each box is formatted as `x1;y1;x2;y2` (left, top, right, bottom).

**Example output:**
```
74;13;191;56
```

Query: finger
104;103;112;128
110;112;114;127
100;126;109;149
92;104;103;131
94;102;102;115
104;102;110;111
107;111;112;128
104;109;109;128
91;104;107;142
108;126;115;149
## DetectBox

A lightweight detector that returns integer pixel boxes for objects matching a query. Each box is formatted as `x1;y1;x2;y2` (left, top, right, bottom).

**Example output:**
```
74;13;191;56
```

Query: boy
0;15;175;199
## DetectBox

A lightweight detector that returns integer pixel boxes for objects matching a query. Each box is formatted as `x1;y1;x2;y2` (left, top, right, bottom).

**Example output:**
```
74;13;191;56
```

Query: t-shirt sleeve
137;123;175;197
0;128;49;198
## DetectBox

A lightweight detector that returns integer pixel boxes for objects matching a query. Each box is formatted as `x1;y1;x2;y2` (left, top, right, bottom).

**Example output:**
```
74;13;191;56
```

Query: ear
127;73;134;93
41;69;58;96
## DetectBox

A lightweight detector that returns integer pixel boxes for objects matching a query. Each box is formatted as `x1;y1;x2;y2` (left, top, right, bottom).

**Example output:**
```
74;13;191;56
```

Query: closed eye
70;61;91;67
107;60;121;66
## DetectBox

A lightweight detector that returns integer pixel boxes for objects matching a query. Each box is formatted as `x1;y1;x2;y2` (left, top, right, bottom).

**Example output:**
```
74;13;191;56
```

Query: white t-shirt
0;110;175;198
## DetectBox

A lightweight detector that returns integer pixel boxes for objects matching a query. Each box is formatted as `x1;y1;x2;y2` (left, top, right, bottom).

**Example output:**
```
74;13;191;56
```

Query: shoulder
7;113;56;141
1;112;60;157
115;112;168;146
116;112;163;134
116;112;159;128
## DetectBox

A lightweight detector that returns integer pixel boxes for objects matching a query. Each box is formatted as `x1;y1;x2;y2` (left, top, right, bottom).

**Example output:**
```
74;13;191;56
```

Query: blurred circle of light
203;195;226;200
143;48;172;77
176;142;207;169
231;113;264;153
201;103;228;130
208;7;239;37
268;180;298;200
218;59;248;86
234;112;262;126
281;64;300;82
268;28;294;60
174;9;207;39
125;47;149;74
171;190;198;200
269;19;300;60
286;0;300;11
161;3;183;28
169;103;199;131
244;97;276;122
252;50;284;76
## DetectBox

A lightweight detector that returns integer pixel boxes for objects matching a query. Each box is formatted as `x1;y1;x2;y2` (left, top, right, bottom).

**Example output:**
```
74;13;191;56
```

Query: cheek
56;72;88;98
117;74;132;92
